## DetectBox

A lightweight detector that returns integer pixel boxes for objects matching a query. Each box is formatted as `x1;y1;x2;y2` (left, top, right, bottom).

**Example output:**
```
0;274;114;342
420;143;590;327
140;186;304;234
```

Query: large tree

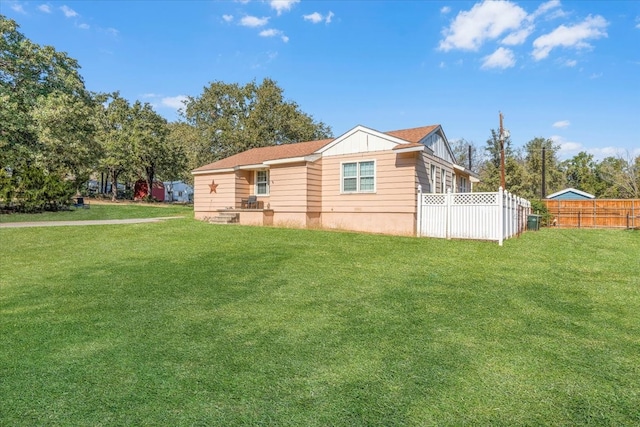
182;78;332;166
561;151;607;196
522;137;564;199
599;154;640;199
128;101;184;198
167;121;200;185
96;93;134;201
450;138;481;172
1;16;96;210
476;129;527;194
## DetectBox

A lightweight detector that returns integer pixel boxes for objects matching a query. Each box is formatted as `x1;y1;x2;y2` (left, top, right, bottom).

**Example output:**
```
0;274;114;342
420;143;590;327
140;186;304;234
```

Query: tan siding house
192;124;478;236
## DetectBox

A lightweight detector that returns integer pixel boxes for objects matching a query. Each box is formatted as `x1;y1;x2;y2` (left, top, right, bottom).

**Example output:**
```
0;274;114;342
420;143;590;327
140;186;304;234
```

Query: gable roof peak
385;125;440;143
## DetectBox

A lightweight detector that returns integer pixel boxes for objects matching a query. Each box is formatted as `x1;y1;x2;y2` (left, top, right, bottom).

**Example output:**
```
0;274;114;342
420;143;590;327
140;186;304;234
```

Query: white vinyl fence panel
417;186;531;245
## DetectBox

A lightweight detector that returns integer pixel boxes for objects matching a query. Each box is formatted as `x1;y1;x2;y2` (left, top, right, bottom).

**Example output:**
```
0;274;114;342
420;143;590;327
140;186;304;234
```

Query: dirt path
0;217;184;228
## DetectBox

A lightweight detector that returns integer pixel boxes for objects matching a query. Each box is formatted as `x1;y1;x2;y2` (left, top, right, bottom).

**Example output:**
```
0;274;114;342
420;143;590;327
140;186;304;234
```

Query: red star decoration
209;180;219;193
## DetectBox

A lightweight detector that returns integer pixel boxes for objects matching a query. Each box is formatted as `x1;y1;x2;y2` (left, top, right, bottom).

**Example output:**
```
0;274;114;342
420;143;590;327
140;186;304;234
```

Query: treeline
452;131;639;200
2;15;637;213
0;16;331;212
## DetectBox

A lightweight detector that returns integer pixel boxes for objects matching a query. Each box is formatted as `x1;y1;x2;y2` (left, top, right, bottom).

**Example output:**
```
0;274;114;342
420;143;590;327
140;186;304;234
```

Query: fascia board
394;146;425;154
546;187;595;199
192;168;234;175
264;154;321;165
237;164;267;170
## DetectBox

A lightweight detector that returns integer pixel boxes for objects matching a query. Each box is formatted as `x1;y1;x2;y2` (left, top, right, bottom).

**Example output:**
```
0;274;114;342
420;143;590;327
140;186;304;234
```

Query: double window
342;160;375;193
256;170;269;195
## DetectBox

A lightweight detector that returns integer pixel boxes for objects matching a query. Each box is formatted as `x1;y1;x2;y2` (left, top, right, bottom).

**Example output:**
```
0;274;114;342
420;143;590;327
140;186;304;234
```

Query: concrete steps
208;212;239;224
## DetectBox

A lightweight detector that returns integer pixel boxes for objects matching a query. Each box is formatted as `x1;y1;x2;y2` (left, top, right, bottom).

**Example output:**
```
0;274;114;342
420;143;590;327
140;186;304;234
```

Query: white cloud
105;27;119;37
60;5;78;18
304;11;334;24
303;12;322;24
259;29;288;42
531;0;561;20
552;135;583;159
240;16;269;27
223;14;233;23
564;59;577;67
481;47;516;69
532;15;608;60
440;6;451;14
325;11;334;24
552;135;638;161
141;93;161;98
78;23;90;30
270;0;299;16
502;25;534;45
635;16;640;29
38;4;52;13
553;120;570;128
438;0;528;51
260;29;278;37
10;3;26;14
161;95;187;110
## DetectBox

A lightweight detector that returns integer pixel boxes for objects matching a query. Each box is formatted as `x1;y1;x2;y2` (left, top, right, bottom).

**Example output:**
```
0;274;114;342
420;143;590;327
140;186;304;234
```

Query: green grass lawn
0;202;193;222
1;218;639;426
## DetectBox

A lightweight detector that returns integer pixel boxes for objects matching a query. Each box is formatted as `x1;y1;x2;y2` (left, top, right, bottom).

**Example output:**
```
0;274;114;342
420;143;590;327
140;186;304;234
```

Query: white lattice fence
419;194;447;238
417;187;531;245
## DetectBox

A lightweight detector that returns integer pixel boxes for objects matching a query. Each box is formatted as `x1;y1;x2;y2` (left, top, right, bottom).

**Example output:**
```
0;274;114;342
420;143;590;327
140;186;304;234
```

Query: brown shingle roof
192;124;441;173
192;138;333;172
385;125;439;143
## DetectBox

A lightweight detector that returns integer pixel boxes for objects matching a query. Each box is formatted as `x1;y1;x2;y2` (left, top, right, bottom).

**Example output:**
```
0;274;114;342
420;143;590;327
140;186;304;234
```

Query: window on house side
430;165;436;193
256;170;269;195
441;169;446;193
342;161;375;193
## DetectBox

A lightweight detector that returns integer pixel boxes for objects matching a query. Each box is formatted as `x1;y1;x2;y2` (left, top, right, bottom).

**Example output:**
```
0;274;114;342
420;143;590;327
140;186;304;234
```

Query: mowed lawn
0;202;193;223
1;214;639;426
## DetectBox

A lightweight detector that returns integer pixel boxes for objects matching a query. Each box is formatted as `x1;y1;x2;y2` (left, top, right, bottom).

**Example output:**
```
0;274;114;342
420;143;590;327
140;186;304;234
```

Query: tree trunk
145;164;155;201
110;170;119;201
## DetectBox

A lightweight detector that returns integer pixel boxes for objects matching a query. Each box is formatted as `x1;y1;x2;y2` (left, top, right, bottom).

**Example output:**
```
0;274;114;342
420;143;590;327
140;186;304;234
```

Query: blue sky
3;0;639;160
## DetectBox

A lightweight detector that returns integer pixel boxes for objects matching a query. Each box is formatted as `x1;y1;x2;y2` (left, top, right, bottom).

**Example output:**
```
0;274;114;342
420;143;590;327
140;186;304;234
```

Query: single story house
546;188;595;200
192;124;478;235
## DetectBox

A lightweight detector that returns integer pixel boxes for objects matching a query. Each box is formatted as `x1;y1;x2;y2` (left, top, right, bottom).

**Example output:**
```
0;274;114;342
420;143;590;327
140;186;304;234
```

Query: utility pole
499;112;506;189
541;146;546;199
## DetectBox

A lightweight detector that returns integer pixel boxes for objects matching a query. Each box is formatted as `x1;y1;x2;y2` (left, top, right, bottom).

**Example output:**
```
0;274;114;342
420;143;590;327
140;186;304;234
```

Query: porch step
208;212;239;224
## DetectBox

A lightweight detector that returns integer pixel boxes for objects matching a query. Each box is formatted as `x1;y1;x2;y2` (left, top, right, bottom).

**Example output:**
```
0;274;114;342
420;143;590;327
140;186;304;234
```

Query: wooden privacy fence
543;199;640;229
417;186;531;245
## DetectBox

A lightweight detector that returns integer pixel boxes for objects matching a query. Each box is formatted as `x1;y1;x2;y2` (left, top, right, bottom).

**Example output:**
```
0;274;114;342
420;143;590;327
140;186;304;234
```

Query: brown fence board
543;199;639;229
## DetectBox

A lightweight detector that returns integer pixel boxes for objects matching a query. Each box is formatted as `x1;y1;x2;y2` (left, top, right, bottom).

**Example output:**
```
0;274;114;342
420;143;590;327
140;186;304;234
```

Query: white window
342;160;375;193
441;169;446;193
256;170;269;195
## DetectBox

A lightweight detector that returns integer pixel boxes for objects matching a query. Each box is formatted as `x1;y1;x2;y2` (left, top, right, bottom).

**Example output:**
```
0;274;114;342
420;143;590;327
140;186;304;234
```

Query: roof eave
393;145;425;154
264;154;322;165
192;168;235;175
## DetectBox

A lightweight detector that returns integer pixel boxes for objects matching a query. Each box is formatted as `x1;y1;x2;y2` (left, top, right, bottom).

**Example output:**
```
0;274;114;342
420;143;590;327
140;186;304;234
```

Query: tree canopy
181;78;332;169
1;15;96;210
474;126;640;200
